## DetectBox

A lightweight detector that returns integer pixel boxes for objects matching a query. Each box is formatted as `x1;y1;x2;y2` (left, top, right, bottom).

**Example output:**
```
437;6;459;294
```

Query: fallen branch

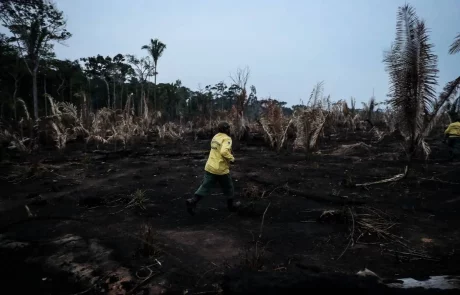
355;166;408;187
420;177;460;185
259;202;271;239
385;249;438;261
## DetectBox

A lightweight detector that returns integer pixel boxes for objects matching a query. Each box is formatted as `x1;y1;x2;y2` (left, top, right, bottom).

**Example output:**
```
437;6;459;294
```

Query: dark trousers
195;172;234;199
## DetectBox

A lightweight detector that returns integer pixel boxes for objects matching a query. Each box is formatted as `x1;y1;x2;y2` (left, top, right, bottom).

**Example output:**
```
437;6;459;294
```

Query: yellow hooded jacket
445;122;460;137
205;133;235;175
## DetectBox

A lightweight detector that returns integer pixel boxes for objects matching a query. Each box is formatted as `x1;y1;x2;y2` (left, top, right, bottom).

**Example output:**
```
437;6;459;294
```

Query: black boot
186;195;201;216
227;199;241;212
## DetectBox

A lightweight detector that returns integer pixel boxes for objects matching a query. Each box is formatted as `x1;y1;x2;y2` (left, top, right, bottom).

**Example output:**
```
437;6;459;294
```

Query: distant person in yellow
186;122;241;215
444;118;460;161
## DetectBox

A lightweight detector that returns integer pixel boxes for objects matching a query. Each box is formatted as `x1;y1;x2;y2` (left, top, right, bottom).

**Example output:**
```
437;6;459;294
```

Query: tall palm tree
384;4;460;160
449;34;460;55
142;38;167;110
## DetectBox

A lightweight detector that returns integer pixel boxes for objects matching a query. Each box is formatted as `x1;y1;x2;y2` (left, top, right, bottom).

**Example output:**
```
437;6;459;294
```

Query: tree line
0;0;293;126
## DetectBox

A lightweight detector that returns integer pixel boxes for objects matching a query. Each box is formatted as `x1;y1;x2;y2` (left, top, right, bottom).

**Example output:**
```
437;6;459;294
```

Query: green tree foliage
0;0;71;120
0;4;283;126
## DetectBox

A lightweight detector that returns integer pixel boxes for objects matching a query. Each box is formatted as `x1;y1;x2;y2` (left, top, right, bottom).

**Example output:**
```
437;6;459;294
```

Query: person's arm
220;137;235;163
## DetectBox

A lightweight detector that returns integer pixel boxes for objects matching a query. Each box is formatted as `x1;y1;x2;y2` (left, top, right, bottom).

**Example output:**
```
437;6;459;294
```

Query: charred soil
1;131;460;294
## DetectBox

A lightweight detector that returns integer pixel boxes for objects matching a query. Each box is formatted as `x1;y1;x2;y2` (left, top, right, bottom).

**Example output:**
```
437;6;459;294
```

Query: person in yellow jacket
186;122;241;215
444;118;460;160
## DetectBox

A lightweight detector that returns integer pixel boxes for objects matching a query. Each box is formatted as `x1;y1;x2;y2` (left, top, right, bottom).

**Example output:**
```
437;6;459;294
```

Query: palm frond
384;3;439;159
307;81;324;107
449;33;460;55
416;21;439;116
424;76;460;135
16;98;30;121
142;38;167;63
432;76;460;115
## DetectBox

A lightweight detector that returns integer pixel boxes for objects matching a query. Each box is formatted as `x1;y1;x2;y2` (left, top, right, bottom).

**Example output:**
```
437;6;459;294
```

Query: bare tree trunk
12;74;19;121
140;83;144;115
102;77;110;108
32;67;39;120
69;78;73;102
57;74;65;99
120;84;124;109
113;79;116;109
154;62;157;111
147;83;150;106
44;74;48;117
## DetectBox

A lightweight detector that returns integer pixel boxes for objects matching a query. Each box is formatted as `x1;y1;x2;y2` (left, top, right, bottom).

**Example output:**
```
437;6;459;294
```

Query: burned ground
1;131;460;294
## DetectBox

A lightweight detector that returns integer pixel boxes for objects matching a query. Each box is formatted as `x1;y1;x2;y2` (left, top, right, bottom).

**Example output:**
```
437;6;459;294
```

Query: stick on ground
259;202;271;239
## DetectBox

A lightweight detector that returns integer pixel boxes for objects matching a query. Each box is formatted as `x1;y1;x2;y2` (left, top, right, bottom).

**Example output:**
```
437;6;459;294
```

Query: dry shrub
293;108;328;152
371;127;385;141
326;100;365;133
328;100;346;129
0;128;29;153
42;95;88;150
325;206;431;260
260;100;292;151
383;107;397;133
352;207;401;244
156;122;183;141
86;94;161;149
126;189;149;210
229;105;249;140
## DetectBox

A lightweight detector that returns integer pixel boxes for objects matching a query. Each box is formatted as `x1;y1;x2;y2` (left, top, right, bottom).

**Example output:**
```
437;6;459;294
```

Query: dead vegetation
242;183;267;199
259;100;292;152
137;224;162;258
126;189;149;210
322;206;435;262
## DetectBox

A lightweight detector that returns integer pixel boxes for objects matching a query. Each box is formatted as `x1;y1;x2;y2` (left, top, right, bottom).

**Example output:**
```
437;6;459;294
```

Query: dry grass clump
293;107;328;153
329;100;358;131
0;128;29;153
260;100;292;151
157;122;183;141
44;95;88;150
327;206;434;261
36;93;166;151
0;99;36;154
87;94;161;149
126;189;149;210
352;207;400;243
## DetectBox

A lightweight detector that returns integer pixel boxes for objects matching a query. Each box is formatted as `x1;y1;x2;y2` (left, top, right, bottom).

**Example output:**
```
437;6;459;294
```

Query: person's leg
452;138;460;161
217;174;240;212
186;172;216;215
448;138;456;161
